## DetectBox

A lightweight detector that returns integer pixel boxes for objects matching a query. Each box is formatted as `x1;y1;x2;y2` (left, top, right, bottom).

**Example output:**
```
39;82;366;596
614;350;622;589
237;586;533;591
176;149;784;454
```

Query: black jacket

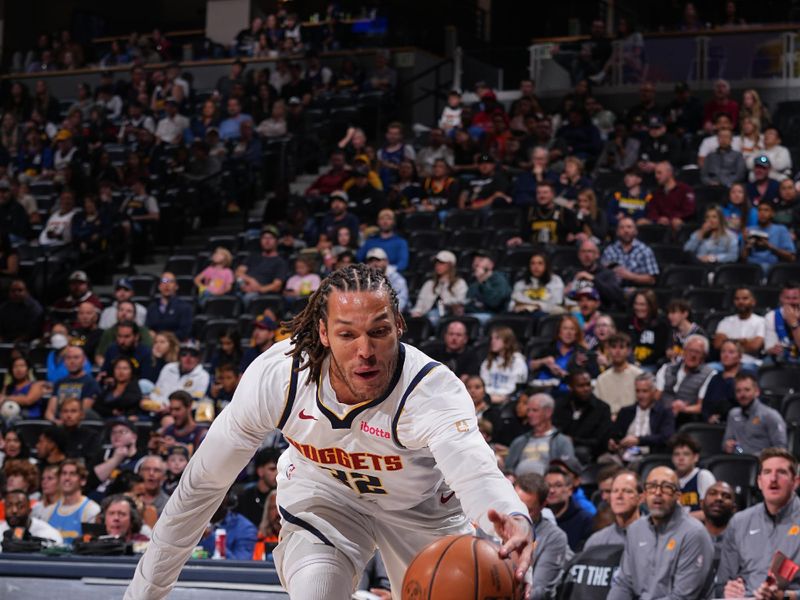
612;401;675;453
552;394;612;459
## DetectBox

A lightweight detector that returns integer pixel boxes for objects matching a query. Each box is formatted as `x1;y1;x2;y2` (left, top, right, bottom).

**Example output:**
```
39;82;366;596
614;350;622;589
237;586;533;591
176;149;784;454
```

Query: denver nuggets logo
666;538;676;551
752;416;761;425
455;420;470;433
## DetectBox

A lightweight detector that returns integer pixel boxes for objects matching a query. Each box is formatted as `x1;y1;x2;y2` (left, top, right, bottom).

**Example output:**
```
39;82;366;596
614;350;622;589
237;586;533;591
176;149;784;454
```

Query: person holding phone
743;202;795;272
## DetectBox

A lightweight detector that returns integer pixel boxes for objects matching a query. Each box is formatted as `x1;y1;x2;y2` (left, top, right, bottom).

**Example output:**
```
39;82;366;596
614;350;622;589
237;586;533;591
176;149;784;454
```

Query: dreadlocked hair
283;264;406;385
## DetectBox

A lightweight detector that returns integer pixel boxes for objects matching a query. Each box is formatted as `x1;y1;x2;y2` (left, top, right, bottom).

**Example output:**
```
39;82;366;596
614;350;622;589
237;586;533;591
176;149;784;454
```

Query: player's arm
399;369;532;575
125;351;286;599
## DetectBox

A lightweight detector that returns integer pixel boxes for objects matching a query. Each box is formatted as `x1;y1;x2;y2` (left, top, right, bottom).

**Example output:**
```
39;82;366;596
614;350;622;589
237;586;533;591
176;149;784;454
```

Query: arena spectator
595;123;640;176
163;446;189;496
585;470;641;547
409;251;466;326
305;151;350;198
35;426;67;469
609;372;675;461
572;286;602;348
479;326;528;405
145;272;193;341
39;190;79;247
713;287;765;366
59;396;101;462
377;122;415;190
722;180;757;231
529;315;591;388
510;251;564;315
458;154;511;210
704;79;739;131
723;373;787;455
136;455;169;516
148;340;210;411
199;489;257;560
545;464;594;552
646;162;696;231
101;320;152;376
97;301;154;362
608;466;713;599
162;390;207;454
555;107;603;161
1;488;62;545
505;393;575;476
356;209;409;271
637;116;681;173
657;333;715;422
553;369;611;462
763;281;800;365
239;448;279;527
716;448;800;598
235;226;290;302
511;181;577;245
31;463;60;520
71;301;102;359
101;494;148;542
89;418;145;495
514;472;569;599
743;202;796;272
574;188;608;243
45;345;99;421
595;333;642;417
697;480;736;559
52;270;104;318
3;355;46;419
426;320;481;381
626;290;670;369
364;247;408;312
566;240;625;310
682;205;739;264
41;459;101;544
0;179;30;242
760;126;792;181
415;128;453;178
747;154;780;205
465;252;511;319
602;218;659;288
670;433;715;516
703;339;744;424
0;428;33;469
512;146;560;207
773;179;800;234
219;97;252;141
240;315;278;371
95;356;142;419
0;280;41;342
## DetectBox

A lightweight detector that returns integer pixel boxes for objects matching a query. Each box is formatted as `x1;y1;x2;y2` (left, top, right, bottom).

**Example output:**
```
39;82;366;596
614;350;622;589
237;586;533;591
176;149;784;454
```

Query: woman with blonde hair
683;205;739;263
146;331;180;382
558;156;591;200
194;246;234;304
410;250;467;327
734;116;764;169
479;326;528;404
740;89;770;128
574;188;608;243
529;315;593;391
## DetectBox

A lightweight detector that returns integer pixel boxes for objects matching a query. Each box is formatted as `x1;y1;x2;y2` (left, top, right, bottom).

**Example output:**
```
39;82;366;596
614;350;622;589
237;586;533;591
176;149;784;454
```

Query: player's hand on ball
488;509;534;599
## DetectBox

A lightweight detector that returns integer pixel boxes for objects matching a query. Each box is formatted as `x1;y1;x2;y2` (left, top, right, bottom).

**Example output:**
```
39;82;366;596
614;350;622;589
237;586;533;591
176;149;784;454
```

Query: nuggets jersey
126;338;526;599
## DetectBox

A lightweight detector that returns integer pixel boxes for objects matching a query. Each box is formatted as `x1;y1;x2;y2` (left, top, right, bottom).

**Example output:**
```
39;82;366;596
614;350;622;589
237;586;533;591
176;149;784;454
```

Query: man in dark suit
608;372;675;463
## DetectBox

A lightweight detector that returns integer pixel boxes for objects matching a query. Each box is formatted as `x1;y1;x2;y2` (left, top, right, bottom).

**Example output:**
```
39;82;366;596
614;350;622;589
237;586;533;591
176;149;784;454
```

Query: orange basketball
401;534;519;600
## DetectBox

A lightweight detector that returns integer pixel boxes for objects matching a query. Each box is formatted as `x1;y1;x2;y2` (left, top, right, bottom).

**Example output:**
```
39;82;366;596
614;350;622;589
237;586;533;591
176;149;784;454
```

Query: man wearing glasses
608;466;714;599
716;448;800;599
585;470;641;548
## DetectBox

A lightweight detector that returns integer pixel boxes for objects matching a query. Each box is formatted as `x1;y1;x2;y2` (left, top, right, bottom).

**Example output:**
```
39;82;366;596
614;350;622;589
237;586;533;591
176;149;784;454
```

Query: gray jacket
608;506;714;600
584;522;628;549
722;398;787;455
505;429;576;476
701;147;747;187
715;496;800;595
532;516;570;600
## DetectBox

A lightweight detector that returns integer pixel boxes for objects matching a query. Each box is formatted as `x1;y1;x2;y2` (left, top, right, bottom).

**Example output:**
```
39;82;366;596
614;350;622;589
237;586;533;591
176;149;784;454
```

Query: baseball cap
647;115;664;128
179;339;201;354
115;277;133;291
754;154;771;168
477;153;494;164
69;270;89;282
261;225;280;238
330;190;349;203
108;417;137;434
366;247;388;261
434;250;457;265
571;286;600;301
550;457;583;477
254;314;278;331
166;445;190;460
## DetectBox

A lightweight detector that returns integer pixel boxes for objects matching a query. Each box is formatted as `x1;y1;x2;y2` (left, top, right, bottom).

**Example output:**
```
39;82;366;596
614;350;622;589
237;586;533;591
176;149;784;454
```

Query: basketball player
126;265;534;599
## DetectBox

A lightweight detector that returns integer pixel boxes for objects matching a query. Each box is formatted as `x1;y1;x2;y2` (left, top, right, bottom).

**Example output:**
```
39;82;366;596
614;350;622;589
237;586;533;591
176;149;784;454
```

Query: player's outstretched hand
488;508;534;599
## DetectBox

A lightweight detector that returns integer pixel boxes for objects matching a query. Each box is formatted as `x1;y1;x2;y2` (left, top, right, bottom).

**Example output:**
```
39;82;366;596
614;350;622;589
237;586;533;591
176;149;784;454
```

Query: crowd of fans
2;7;800;598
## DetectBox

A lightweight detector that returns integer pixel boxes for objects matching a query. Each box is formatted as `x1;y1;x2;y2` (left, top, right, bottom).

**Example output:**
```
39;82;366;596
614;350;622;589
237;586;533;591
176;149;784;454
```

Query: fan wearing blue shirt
743;202;796;272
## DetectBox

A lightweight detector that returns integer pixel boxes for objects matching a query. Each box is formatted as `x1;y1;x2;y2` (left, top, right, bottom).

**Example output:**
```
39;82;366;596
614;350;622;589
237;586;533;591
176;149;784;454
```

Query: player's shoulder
238;338;297;389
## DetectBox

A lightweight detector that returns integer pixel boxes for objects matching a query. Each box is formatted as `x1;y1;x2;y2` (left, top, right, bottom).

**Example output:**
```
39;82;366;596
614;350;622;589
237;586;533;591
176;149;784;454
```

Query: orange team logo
752;417;761;425
789;525;800;536
666;538;676;551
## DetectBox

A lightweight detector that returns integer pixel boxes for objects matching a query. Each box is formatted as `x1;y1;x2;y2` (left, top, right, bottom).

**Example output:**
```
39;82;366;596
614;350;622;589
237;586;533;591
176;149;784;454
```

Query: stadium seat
703;312;730;337
207;235;238;253
525;337;552;359
484;209;522;229
536;314;563;341
408;230;442;252
704;454;758;509
402;212;438;233
550;247;581;272
128;275;157;297
651;245;689;268
246;294;284;317
501;247;536;272
759;365;800;396
449;229;485;252
636;225;669;245
165;255;198;276
444;210;482;230
492;228;523;249
683;288;727;313
659;265;708;287
419;339;445;358
781;393;800;427
403;316;432;345
637;454;673;481
201;318;239;344
678;423;726;457
767;264;800;286
713;263;763;287
485;314;537;342
203;295;241;318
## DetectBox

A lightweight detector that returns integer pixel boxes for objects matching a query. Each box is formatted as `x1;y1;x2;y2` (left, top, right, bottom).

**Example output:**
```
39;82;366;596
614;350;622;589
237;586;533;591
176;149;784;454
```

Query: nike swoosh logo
299;409;317;421
749;529;760;535
638;541;647;547
440;492;455;504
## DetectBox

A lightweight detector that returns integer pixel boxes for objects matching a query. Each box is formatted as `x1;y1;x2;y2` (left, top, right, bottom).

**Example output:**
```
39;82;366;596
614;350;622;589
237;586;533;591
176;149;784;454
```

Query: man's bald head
645;466;680;521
